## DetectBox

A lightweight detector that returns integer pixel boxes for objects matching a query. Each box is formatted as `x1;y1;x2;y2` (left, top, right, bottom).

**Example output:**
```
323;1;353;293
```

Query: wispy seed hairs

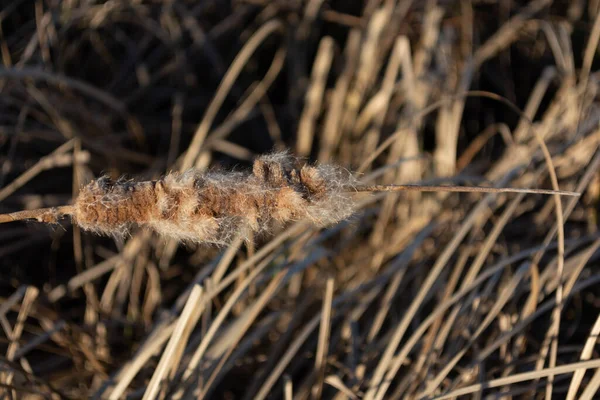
2;153;358;245
75;152;359;244
0;152;580;245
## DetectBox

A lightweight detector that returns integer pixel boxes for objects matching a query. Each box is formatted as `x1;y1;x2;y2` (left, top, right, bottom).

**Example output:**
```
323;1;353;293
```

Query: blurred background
1;0;600;398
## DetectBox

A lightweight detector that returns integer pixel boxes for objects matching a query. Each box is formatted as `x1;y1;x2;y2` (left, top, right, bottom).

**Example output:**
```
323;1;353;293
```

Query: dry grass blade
284;375;293;400
420;264;528;397
566;312;600;400
142;285;203;400
0;286;38;391
182;247;327;392
365;186;512;400
431;359;600;400
580;366;600;400
254;312;322;400
312;277;334;399
0;139;77;202
108;323;176;400
358;89;548;173
0;67;129;115
297;37;334;156
471;272;600;368
325;375;359;400
472;0;552;67
180;20;284;171
196;269;289;398
367;241;558;400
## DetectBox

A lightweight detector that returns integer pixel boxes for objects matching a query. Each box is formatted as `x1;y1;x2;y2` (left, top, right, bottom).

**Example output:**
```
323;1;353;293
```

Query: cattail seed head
2;152;573;241
72;153;357;245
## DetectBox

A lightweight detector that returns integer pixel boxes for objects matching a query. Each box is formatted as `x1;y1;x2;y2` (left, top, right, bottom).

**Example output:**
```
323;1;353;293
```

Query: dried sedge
0;152;580;245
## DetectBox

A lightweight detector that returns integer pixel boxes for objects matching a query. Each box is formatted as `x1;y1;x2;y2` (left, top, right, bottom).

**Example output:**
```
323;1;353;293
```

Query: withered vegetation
0;1;599;400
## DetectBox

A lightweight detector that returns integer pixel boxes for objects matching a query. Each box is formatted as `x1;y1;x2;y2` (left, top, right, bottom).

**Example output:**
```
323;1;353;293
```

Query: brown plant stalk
0;152;579;245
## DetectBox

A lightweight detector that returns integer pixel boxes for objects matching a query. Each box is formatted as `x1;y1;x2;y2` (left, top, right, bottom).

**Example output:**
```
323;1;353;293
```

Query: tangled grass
0;1;600;399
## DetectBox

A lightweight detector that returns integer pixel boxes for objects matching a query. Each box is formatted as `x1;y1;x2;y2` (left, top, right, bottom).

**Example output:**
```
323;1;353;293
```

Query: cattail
0;152;580;245
75;152;357;244
3;153;357;245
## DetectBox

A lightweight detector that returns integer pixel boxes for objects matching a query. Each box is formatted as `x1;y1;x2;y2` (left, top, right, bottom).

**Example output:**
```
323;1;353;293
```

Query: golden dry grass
0;1;600;399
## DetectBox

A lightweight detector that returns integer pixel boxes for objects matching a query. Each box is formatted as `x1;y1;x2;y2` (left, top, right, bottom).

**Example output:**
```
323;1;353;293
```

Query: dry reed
1;2;599;398
0;152;578;245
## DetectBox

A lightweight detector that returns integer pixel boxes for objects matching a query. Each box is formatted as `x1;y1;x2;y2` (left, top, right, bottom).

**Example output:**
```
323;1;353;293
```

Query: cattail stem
353;185;581;197
0;206;73;224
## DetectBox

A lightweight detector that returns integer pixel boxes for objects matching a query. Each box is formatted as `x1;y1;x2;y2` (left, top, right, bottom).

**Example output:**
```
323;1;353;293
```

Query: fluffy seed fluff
71;153;357;245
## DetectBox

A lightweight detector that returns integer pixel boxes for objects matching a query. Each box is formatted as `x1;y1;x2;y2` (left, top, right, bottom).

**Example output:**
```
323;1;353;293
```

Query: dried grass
0;1;599;399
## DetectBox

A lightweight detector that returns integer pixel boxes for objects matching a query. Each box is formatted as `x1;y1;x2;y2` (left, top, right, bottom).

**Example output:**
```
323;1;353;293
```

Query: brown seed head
72;153;357;244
